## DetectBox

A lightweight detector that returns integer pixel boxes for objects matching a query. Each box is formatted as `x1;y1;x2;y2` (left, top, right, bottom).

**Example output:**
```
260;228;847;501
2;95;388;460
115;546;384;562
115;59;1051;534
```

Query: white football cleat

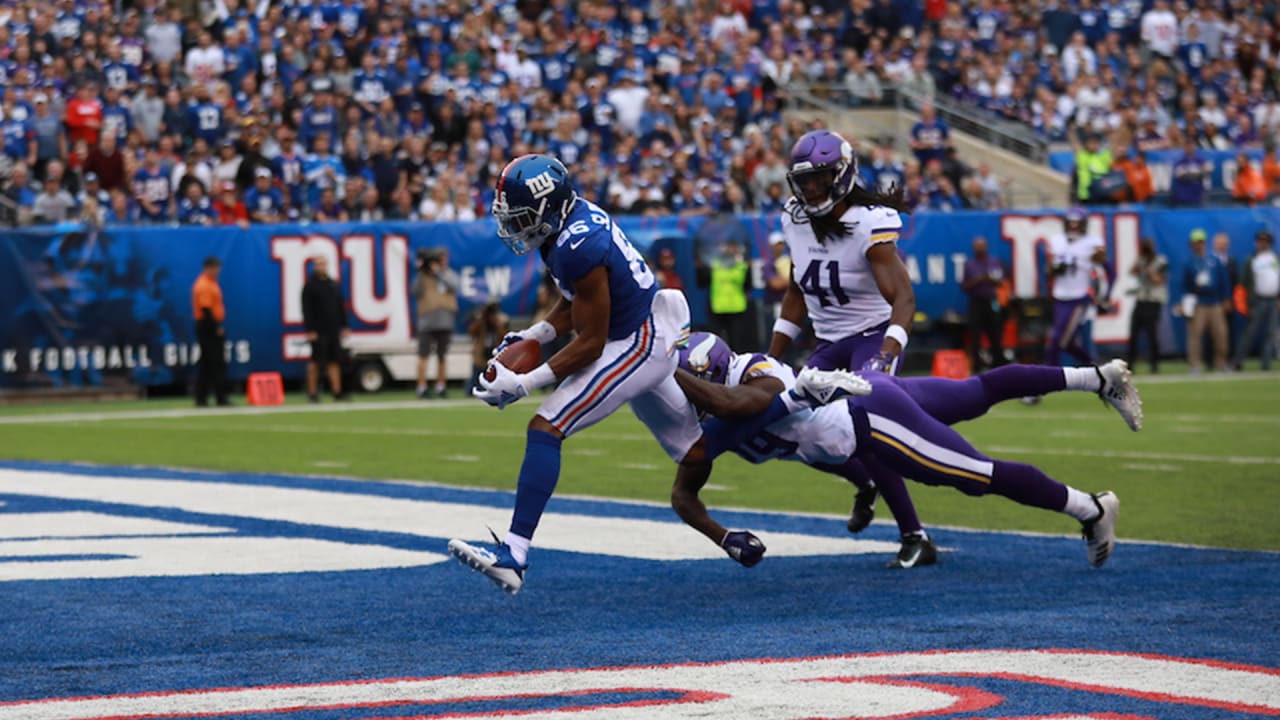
791;367;873;406
1096;359;1143;431
1081;491;1119;568
447;536;527;595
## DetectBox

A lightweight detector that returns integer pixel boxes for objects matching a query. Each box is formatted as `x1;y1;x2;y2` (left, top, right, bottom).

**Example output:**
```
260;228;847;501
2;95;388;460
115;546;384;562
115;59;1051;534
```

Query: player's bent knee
528;415;563;438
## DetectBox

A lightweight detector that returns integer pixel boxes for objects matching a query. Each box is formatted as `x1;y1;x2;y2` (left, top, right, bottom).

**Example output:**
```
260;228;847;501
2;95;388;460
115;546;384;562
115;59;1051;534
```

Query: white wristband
885;323;909;351
773;318;803;339
525;321;557;345
521;363;557;391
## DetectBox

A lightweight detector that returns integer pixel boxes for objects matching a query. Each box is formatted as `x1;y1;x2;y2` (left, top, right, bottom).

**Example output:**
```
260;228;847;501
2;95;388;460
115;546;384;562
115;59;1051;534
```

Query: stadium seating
0;0;1273;227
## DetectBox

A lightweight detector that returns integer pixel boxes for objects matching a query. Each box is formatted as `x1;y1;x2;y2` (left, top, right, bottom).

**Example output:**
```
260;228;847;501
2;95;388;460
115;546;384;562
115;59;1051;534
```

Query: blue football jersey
543;199;657;341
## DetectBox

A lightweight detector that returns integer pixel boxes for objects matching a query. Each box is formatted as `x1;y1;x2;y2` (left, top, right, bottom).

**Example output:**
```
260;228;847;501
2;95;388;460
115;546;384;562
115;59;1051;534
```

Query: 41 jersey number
797;259;850;308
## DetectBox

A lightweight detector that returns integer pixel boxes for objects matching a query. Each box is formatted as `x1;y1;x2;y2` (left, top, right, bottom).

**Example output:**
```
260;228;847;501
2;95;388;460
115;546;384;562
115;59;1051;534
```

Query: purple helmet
677;332;733;385
1064;207;1087;235
787;129;859;217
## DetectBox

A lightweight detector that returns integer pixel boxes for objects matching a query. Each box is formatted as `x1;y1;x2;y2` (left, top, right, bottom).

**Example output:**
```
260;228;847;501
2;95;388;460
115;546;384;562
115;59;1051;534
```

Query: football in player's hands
721;530;766;567
484;338;542;382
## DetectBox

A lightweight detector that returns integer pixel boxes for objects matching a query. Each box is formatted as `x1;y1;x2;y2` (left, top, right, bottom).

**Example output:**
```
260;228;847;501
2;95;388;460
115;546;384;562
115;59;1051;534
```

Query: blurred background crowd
1;0;1278;227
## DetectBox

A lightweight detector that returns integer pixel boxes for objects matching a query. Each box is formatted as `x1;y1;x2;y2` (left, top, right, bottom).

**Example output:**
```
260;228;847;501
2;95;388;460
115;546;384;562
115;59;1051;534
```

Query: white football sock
504;532;531;565
1063;366;1101;392
1063;487;1100;522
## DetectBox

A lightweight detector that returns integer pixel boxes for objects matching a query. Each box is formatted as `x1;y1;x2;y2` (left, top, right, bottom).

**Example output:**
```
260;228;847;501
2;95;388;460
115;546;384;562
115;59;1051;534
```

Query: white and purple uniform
535;199;701;461
1047;231;1105;365
712;353;1081;505
780;198;903;371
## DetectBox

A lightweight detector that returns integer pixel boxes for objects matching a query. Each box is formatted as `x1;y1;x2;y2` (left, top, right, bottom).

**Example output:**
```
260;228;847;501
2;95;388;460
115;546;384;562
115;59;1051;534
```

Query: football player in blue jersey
447;154;711;595
672;332;1138;570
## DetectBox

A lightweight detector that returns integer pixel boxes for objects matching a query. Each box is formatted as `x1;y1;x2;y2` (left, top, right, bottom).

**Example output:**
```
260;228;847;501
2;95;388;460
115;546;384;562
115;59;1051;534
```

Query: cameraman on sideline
412;247;458;399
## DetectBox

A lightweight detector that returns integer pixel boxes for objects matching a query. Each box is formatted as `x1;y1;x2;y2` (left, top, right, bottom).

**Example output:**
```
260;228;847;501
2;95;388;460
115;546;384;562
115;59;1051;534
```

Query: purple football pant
854;373;1068;511
806;325;921;536
895;364;1068;426
1046;297;1096;367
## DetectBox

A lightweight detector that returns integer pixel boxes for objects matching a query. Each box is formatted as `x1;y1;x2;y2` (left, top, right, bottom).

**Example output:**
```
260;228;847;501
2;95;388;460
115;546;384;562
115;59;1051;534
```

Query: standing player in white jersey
446;154;707;595
1046;207;1111;367
766;128;934;568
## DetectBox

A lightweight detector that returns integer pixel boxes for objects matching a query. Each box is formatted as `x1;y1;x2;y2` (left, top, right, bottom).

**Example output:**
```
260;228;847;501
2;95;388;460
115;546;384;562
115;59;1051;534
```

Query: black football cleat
846;487;878;534
886;532;938;569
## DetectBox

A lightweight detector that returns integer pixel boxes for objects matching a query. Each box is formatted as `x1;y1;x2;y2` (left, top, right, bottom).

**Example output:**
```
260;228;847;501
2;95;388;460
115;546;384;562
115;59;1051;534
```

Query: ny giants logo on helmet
524;171;557;200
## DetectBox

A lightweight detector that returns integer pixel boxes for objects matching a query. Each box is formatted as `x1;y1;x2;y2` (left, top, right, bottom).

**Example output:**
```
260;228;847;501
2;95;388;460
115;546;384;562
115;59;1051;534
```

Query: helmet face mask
492;154;577;255
677;332;733;385
787;130;858;217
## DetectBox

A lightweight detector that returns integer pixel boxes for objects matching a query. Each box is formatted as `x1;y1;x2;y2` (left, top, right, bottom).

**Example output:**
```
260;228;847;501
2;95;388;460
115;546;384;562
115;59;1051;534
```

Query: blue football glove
471;360;530;410
721;530;766;567
861;351;895;374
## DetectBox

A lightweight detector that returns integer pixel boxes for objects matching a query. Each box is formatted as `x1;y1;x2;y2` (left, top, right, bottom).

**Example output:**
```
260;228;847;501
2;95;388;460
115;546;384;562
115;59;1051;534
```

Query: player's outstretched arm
674;370;784;419
768;274;807;359
545;266;611;378
670;440;766;567
670;441;725;544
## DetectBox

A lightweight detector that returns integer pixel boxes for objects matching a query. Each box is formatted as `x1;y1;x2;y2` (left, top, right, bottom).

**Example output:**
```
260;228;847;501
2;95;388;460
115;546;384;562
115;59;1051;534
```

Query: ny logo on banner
525;171;556;199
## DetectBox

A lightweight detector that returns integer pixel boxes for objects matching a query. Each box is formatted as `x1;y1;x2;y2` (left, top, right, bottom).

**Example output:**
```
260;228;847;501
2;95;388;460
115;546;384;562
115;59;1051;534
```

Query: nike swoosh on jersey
569;238;587;250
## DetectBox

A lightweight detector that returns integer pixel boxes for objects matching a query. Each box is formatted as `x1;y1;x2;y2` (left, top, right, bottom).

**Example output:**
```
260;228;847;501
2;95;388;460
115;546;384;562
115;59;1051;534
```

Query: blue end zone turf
0;460;1276;719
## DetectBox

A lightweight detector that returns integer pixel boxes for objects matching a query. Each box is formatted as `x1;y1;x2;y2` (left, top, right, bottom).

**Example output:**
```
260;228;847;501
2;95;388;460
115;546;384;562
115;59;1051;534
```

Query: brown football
484;338;542;382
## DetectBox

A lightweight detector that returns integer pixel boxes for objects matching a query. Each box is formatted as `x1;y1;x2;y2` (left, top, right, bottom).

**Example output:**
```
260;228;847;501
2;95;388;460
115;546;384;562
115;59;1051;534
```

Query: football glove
472;360;530;410
721;530;766;567
861;351;895;374
492;321;556;357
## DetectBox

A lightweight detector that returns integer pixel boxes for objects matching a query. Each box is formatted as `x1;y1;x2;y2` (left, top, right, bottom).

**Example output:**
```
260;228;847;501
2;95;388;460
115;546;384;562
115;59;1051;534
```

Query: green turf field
2;371;1278;551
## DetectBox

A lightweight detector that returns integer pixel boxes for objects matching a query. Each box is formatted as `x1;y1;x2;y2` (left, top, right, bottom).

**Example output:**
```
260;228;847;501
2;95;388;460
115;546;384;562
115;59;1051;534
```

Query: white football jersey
1047;232;1105;301
780;199;903;340
723;352;858;466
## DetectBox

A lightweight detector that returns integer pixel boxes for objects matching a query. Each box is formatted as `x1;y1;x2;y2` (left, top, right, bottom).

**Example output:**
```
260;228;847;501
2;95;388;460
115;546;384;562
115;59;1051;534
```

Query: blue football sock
702;395;791;461
508;429;563;541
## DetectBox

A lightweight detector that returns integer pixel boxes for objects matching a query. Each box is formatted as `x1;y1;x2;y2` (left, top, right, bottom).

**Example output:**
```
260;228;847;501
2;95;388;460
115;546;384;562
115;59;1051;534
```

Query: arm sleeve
440;269;459;294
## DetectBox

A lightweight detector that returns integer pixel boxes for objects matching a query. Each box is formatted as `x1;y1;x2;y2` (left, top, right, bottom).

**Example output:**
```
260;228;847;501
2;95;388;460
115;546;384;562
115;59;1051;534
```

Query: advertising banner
2;208;1274;388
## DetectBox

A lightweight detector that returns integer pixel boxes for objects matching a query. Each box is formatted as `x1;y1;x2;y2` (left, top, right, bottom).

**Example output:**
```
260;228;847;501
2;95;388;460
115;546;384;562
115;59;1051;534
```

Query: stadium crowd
0;0;1275;227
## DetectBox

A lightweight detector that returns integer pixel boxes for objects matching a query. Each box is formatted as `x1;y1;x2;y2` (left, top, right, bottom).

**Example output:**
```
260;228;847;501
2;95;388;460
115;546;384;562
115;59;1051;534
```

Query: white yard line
0;399;480;425
986;444;1280;465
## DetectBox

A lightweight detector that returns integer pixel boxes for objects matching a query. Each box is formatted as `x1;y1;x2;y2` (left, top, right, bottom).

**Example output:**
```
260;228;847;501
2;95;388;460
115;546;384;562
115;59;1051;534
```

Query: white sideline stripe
0;470;897;562
986;445;1280;466
35;421;658;443
983;410;1280;425
0;399;480;425
1;650;1276;720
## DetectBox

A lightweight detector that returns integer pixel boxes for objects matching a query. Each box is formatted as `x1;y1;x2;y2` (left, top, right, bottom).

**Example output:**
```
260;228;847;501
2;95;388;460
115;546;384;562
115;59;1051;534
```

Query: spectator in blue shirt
177;180;216;225
187;84;225;147
244;167;284;223
303;130;345;209
299;79;340;152
101;86;132;145
910;102;951;166
1179;228;1232;373
132;147;172;223
1171;138;1210;206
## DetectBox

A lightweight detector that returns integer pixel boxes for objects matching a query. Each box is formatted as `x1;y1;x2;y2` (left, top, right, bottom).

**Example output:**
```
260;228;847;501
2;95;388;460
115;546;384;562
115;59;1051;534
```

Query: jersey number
798;260;850;308
738;431;799;463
